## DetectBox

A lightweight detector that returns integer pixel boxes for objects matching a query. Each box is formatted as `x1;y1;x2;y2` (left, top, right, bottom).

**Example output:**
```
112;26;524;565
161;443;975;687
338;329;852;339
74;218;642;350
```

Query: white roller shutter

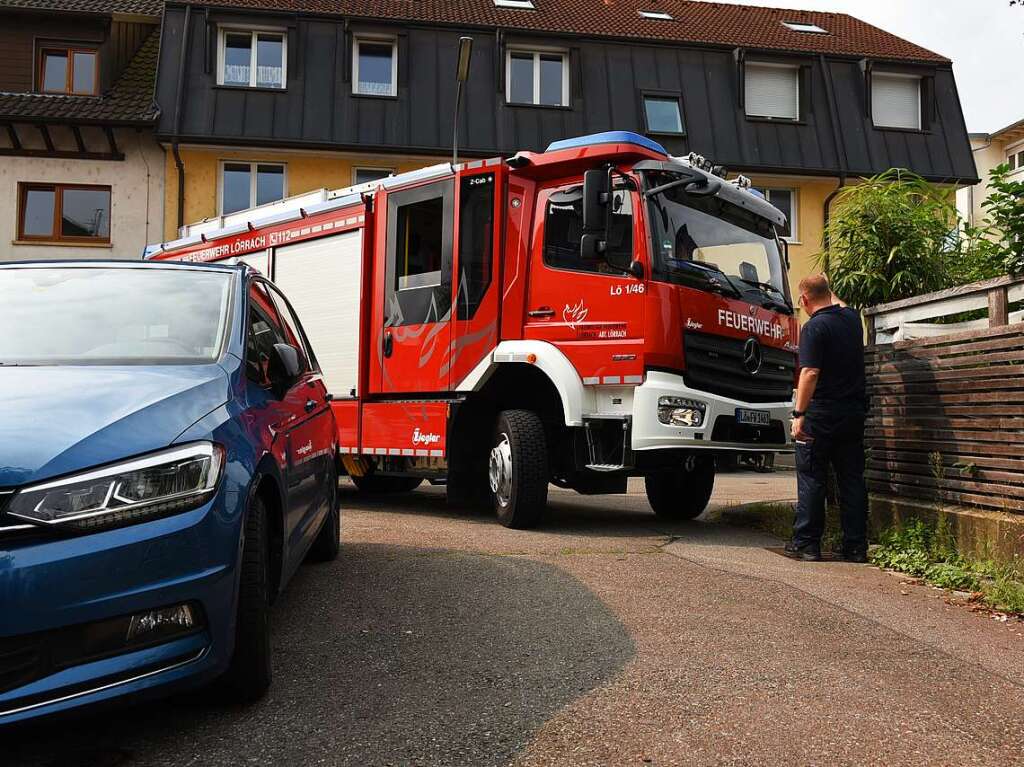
272;230;363;397
872;74;921;130
222;250;269;275
745;63;799;120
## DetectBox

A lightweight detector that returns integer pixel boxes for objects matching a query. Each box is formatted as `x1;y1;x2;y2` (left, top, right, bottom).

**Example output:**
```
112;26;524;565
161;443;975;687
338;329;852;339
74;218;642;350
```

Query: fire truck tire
645;455;715;520
351;474;423;493
218;492;272;701
490;409;548;529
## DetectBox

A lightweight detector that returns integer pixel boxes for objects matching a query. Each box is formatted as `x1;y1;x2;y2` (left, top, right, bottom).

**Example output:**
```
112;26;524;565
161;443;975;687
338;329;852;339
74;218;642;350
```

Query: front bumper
631;370;793;453
0;486;242;725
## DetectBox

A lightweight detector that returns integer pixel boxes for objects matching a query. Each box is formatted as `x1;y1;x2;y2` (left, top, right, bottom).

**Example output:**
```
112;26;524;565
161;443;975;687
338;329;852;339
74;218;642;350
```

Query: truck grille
683;332;796;403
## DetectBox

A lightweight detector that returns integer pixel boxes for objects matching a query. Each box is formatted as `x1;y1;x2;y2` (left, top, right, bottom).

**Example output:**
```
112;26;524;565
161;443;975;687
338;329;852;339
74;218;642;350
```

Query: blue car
0;260;340;725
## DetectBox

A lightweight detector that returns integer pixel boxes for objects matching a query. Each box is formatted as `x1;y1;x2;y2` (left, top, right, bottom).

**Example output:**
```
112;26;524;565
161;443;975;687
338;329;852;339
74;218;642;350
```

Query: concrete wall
0;127;164;262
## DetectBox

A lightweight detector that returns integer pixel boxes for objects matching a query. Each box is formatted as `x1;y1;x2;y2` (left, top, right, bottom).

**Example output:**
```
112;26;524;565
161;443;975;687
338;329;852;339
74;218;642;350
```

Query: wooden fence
863;275;1024;515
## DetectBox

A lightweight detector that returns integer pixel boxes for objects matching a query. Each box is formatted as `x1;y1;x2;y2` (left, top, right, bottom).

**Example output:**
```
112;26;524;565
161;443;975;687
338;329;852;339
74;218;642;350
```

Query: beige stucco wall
0;127;165;262
162;146;440;242
956;131;1024;229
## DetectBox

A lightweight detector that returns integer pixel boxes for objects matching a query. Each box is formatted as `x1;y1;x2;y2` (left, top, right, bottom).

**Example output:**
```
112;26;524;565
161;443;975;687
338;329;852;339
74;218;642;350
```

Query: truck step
585;464;628;473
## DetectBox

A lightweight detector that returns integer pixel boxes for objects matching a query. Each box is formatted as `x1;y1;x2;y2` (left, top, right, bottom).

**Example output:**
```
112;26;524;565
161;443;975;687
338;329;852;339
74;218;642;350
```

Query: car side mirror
581;232;605;262
268;343;302;397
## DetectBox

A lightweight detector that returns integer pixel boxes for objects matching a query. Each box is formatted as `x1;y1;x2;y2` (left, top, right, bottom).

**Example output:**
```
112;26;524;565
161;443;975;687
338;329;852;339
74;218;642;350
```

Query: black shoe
784;541;822;562
841;549;868;563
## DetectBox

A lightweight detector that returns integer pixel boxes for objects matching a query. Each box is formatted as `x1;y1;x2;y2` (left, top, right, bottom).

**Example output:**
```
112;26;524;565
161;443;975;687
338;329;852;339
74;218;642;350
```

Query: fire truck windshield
644;173;792;313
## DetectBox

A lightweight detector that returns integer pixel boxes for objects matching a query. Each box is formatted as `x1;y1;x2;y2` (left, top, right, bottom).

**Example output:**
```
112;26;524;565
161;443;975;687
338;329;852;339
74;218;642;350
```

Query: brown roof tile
174;0;948;63
0;0;162;15
0;27;160;123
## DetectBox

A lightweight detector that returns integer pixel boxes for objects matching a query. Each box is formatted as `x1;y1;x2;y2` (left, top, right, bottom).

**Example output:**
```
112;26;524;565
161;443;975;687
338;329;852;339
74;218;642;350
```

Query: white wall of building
0;127;164;262
956;124;1024;230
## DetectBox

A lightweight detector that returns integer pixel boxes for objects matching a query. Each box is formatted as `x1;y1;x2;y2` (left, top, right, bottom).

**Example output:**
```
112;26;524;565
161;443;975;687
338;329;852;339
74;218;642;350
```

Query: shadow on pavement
2;543;634;767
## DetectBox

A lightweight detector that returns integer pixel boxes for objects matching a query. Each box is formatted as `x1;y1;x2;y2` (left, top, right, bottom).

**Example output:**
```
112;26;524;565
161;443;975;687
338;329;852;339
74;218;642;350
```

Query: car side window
267;285;313;374
245;281;288;387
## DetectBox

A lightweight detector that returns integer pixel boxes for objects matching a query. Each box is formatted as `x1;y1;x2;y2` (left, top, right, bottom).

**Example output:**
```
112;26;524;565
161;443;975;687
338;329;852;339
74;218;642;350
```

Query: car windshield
644;172;790;308
0;266;233;365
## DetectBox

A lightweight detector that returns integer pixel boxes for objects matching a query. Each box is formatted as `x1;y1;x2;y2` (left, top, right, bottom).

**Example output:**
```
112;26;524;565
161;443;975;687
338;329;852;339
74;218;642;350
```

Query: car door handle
382;330;393;358
305;399;317;413
528;306;554;317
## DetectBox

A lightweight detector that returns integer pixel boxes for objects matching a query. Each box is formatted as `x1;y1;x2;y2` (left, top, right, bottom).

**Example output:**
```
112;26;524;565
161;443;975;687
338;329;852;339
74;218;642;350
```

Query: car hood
0;365;231;487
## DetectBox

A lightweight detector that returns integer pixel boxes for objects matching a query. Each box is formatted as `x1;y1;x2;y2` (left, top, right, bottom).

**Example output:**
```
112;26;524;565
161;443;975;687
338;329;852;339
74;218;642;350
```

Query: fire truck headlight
658;397;707;428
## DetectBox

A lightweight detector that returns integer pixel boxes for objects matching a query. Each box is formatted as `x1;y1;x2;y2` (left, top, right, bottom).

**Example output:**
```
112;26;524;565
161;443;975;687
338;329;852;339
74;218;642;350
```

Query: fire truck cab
148;131;798;528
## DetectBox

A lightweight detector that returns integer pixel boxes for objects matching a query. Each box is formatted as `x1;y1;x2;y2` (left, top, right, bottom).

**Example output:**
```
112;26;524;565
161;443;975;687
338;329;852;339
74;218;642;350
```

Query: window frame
505;46;570;108
1006;142;1024;175
641;91;686;136
352;36;399;98
353;166;395;185
16;182;111;245
870;71;922;131
753;187;798;242
217;27;288;90
37;45;99;96
744;61;801;122
218;161;288;215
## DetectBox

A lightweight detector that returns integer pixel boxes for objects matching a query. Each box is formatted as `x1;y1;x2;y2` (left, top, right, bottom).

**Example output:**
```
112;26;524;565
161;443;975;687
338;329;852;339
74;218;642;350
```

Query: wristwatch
791;410;805;418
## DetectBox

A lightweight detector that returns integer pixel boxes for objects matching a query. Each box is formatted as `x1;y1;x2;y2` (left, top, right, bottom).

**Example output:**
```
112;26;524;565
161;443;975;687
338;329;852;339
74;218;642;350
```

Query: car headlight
8;442;224;532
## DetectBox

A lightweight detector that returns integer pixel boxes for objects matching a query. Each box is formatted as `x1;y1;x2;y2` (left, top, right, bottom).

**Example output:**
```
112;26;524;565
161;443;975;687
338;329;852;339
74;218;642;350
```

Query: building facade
957;119;1024;230
0;0;165;262
153;0;977;306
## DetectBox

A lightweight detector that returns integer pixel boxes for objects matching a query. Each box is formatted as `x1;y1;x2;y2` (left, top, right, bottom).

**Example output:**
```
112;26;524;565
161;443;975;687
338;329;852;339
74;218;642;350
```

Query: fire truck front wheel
490;410;548;529
645;454;715;520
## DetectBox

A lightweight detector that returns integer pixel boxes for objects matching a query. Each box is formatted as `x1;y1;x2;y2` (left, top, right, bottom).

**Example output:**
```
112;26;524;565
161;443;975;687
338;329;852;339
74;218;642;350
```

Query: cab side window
245;282;287;387
267;286;313;374
543;187;633;274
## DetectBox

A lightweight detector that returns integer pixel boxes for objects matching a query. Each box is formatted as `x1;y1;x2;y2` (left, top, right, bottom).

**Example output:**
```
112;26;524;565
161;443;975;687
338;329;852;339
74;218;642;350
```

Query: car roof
0;259;241;273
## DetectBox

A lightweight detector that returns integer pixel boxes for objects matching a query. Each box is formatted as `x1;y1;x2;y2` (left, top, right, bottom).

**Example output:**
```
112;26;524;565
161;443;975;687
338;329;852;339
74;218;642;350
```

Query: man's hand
791;416;810;441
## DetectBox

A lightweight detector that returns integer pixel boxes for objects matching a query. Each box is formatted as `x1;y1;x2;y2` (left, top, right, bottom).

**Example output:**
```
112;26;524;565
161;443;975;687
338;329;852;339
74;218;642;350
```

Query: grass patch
870;519;1024;616
727;502;844;553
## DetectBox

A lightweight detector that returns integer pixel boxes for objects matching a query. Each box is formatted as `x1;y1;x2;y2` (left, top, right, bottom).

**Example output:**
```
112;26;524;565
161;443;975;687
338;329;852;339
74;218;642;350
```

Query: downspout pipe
172;4;192;234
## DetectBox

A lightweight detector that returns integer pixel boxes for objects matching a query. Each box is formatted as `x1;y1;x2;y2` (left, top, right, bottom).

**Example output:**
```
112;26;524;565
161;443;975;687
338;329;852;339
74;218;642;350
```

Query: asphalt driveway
4;473;1023;766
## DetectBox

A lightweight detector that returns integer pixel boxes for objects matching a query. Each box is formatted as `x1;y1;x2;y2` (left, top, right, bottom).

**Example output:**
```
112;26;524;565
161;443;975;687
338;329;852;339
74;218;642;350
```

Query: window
753;188;796;240
353;167;394;185
385;180;454;326
872;73;921;130
639;10;673;19
218;29;286;89
268;285;312;373
246;282;288;387
643;94;684;135
783;21;828;33
1006;148;1024;173
543;186;633;274
39;47;97;95
457;173;495;319
353;37;397;97
494;0;534;7
221;162;286;215
745;63;800;121
507;49;569;107
17;183;110;243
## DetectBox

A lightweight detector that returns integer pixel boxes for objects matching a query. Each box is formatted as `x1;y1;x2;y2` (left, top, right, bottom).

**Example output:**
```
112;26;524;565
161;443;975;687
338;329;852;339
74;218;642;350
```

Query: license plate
735;408;771;426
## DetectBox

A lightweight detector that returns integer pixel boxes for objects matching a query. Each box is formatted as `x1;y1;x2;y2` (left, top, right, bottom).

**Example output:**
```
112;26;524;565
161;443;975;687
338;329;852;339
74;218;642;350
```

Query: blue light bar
545;131;668;156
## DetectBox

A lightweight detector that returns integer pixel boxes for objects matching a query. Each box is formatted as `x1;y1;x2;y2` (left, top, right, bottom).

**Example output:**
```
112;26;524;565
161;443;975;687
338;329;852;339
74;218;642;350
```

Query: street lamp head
457;36;473;82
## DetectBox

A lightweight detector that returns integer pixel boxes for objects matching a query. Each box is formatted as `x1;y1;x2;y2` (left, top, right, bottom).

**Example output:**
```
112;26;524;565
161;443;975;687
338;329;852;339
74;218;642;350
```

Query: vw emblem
742;337;763;375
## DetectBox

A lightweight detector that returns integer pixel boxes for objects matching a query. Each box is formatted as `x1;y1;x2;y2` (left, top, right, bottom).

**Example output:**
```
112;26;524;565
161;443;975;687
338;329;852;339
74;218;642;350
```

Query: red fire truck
147;131;798;528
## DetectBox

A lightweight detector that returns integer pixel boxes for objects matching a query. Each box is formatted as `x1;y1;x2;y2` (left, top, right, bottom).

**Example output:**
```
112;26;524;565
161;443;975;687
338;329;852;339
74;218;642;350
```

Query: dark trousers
794;406;868;553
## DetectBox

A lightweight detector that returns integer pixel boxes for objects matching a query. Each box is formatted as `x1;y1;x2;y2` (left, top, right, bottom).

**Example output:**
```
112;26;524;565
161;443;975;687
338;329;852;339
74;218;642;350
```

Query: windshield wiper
734;277;793;312
664;259;743;299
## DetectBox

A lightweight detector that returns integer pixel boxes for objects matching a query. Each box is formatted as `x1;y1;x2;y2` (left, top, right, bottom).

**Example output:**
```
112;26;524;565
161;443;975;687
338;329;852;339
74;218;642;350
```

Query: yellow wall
162;146;438;242
746;174;842;323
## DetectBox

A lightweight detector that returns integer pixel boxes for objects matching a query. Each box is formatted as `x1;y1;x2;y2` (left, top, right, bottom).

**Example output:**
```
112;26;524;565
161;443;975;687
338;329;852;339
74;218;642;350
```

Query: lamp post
453;36;473;168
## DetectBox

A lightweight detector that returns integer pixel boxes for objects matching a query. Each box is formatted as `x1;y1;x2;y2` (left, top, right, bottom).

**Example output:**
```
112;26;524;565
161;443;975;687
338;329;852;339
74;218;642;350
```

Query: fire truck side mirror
582;168;610;233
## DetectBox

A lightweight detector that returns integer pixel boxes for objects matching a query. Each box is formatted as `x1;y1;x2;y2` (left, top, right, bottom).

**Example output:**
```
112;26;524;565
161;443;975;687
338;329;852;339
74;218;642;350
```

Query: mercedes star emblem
742;337;763;375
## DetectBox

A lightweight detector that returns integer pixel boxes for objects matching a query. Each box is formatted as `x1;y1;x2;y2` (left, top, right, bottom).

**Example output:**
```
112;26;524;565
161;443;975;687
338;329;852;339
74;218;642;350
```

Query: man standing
787;274;869;562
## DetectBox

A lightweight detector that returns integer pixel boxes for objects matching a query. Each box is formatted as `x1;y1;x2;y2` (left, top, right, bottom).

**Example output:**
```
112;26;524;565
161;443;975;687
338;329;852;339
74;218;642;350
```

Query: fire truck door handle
383;331;393;358
528;306;554;318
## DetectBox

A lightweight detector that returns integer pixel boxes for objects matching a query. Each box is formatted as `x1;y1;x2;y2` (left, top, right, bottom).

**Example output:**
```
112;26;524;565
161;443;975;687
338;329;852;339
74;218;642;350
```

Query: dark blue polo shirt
798;305;866;407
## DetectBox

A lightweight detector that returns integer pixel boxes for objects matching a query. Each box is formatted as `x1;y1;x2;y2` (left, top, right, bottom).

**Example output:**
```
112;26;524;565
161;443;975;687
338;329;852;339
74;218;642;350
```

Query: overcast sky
712;0;1022;134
